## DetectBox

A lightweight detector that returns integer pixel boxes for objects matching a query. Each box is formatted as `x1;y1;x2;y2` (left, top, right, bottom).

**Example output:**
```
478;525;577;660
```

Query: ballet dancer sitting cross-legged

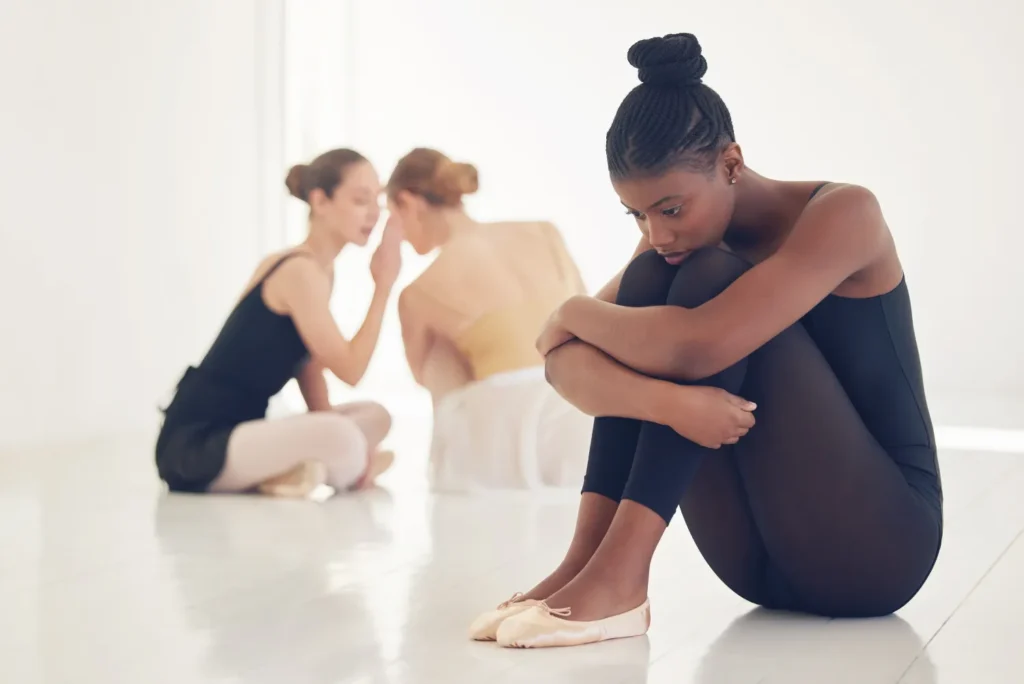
156;149;399;498
470;33;943;648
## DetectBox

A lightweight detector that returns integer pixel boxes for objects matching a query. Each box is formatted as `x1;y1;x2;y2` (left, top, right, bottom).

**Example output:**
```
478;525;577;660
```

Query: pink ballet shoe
353;450;395;490
496;599;651;648
257;461;328;498
468;593;543;641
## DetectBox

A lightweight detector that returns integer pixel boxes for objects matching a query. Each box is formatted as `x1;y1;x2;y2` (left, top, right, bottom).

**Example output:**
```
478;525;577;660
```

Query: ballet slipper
496;599;651;649
257;461;327;498
468;592;544;641
352;449;395;490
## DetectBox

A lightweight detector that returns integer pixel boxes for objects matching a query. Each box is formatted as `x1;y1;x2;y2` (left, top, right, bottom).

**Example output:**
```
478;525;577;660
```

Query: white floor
2;413;1024;684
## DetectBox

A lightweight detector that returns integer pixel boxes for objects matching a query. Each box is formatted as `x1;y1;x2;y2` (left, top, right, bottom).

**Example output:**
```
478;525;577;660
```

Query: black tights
581;248;942;618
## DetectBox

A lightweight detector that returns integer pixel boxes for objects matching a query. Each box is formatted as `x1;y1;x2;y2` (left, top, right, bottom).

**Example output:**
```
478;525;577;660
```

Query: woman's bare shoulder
235;250;286;295
485;219;559;234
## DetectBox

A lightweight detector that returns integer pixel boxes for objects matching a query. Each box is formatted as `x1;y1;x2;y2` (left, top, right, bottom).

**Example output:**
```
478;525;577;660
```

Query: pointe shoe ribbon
531;601;572;617
468;593;543;641
496;598;651;649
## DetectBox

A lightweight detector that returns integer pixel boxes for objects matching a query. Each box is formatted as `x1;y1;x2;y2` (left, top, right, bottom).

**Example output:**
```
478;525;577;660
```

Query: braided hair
606;33;735;179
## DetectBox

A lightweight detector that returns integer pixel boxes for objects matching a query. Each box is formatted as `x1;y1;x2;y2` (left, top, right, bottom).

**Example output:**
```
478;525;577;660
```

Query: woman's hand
370;217;403;290
661;385;757;449
536;304;577;356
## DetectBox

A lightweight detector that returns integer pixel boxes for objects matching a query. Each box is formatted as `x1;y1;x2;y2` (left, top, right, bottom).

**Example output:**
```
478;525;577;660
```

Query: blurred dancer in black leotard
157;149;399;498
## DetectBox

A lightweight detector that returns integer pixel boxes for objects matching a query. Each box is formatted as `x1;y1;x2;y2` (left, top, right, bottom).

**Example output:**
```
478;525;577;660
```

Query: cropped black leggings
581;248;942;618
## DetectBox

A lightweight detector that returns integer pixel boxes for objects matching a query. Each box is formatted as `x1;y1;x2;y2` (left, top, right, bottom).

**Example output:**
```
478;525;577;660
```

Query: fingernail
747;402;757;410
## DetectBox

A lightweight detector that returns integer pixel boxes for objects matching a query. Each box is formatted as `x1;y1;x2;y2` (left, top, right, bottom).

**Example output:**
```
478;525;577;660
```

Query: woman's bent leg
332;401;392;451
521;251;680;601
209;412;369;494
540;249;756;619
540;248;940;621
332;400;395;488
727;316;941;616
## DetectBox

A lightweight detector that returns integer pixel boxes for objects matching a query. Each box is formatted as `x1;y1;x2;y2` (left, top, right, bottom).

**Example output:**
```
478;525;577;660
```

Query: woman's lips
661;251;688;265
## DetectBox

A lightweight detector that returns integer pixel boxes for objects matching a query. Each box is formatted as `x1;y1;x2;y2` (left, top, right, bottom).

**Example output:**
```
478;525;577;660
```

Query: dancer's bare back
399;221;586;397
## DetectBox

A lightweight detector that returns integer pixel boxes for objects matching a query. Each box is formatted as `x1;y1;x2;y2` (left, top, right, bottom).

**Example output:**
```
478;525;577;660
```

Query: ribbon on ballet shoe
497;592;526;609
494;593;571;617
537;601;572;618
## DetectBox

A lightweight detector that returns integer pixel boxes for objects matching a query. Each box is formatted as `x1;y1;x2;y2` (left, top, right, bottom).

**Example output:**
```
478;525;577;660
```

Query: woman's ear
307;187;330;214
721;143;745;183
396;189;425;214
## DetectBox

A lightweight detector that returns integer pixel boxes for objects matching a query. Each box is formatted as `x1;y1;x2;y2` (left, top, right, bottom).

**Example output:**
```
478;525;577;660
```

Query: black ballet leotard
156;253;312;492
581;183;942;618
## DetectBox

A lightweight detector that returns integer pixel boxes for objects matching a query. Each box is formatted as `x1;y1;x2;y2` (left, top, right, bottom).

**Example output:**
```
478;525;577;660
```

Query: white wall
1;0;1020;450
270;0;405;412
341;0;1023;425
0;0;287;448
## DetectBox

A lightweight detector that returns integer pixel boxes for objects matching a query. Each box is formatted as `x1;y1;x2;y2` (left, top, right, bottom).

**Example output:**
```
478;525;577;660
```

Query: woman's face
388;192;434;255
612;150;740;265
311;160;382;247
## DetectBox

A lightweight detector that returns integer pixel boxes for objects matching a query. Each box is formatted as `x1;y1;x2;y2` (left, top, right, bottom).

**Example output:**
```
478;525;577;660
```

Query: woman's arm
279;260;393;387
397;285;437;386
543;234;652;390
545;340;672;421
557;185;890;380
296;359;332;411
546;340;757;448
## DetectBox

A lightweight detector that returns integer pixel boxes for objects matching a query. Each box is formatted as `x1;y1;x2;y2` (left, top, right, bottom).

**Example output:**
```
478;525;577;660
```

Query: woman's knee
359;402;393;446
616;249;679;307
666;247;752;309
307;414;369;459
333;401;393;446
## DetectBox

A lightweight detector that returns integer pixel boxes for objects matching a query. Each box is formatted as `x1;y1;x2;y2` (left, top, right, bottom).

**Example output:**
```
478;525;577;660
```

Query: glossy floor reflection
1;419;1023;683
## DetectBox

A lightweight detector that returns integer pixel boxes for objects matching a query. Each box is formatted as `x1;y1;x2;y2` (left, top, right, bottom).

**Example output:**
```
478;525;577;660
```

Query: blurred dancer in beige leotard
388;148;592;491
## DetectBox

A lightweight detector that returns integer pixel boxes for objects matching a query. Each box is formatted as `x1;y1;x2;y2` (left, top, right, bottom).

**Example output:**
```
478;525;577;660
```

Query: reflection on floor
1;414;1023;683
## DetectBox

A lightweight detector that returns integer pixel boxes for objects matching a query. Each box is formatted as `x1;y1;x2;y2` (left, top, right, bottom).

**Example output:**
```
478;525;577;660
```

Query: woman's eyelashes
625;205;683;220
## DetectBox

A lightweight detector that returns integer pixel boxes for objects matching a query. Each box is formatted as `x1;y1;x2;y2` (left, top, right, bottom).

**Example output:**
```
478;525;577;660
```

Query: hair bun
435;161;479;204
285;164;307;201
628;33;707;88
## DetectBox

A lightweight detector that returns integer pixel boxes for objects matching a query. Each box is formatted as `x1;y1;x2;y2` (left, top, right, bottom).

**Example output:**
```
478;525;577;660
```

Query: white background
0;0;282;448
1;0;1021;450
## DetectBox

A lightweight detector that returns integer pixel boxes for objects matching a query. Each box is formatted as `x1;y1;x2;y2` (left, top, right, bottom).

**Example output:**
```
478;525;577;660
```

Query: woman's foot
468;593;545;641
497;598;651;649
520;555;591;599
352;449;394;490
467;554;596;642
472;572;647;644
257;461;327;498
494;501;662;649
468;494;621;640
536;563;649;622
531;499;663;622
